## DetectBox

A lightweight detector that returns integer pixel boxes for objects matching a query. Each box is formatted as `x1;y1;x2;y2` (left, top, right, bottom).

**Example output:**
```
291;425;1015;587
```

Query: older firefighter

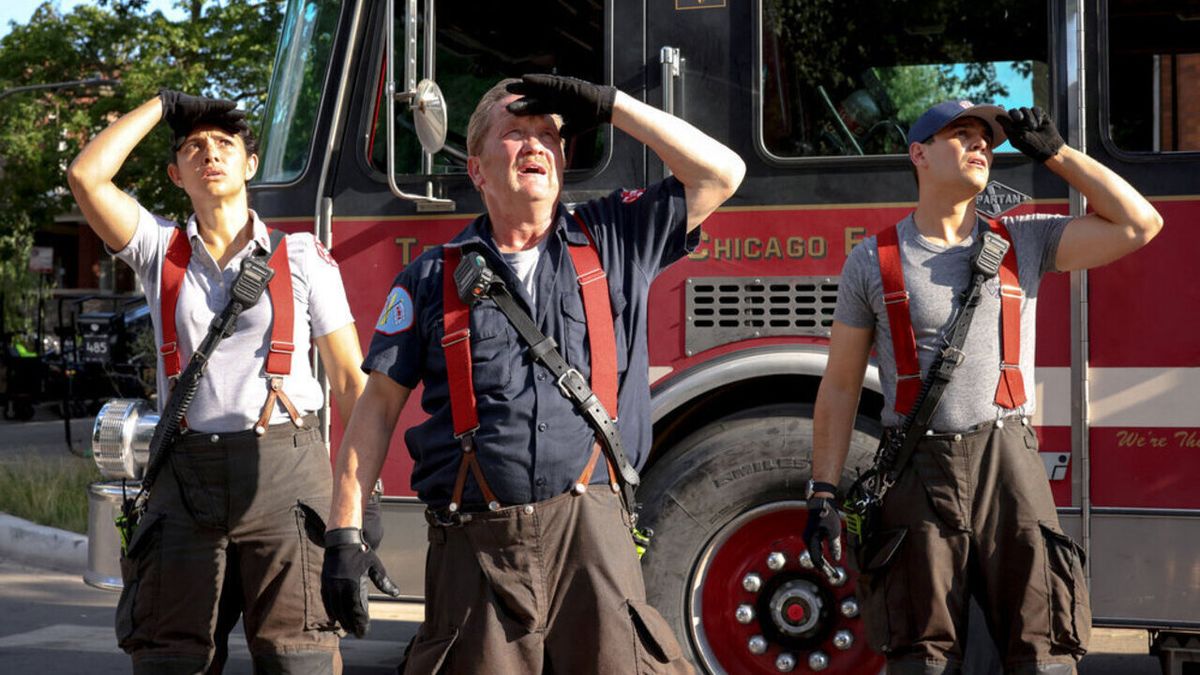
68;91;367;674
805;100;1162;674
321;75;745;673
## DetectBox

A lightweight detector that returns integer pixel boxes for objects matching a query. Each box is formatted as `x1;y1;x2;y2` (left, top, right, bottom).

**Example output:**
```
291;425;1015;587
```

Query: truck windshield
257;0;341;183
761;0;1048;158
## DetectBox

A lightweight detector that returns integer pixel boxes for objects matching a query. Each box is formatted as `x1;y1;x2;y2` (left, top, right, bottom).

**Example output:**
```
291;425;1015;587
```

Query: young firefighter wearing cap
804;101;1162;674
68;91;368;674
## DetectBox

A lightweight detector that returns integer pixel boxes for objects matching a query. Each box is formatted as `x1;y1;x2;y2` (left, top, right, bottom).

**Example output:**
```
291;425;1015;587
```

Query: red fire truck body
245;0;1200;671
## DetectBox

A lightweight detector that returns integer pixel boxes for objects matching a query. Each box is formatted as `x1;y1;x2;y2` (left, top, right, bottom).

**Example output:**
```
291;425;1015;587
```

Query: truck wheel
638;403;883;675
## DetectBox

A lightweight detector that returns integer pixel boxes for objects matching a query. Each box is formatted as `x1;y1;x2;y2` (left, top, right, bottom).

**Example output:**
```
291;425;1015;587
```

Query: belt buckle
555;368;586;400
430;507;465;528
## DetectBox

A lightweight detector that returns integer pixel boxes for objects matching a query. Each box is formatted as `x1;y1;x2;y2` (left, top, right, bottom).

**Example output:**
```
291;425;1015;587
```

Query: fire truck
86;0;1200;672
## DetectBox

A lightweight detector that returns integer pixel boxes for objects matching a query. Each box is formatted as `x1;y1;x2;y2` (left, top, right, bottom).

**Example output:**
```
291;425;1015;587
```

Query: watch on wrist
806;479;839;500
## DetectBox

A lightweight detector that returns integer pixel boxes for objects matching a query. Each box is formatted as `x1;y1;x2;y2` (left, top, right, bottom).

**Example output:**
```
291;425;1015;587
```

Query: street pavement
0;407;1170;674
0;559;421;674
0;555;1165;674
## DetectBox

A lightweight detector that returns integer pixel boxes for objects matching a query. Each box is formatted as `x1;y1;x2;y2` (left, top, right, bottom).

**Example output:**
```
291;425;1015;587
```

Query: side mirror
385;0;453;211
412;78;447;155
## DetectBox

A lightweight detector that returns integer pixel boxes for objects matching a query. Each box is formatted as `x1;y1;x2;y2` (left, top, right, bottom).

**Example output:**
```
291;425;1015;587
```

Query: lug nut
767;551;787;570
839;597;860;618
808;650;830;671
798;550;815;569
743;573;763;593
748;635;768;655
833;629;854;650
735;604;755;624
775;652;796;672
830;566;848;587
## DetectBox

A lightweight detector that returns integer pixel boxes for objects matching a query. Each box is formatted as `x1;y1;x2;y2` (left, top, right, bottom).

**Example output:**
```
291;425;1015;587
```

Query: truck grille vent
684;276;839;355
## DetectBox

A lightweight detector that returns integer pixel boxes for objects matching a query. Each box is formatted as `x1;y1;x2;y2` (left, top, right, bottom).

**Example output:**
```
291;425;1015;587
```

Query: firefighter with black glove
68;89;367;674
811;98;1161;673
327;74;744;673
321;523;400;638
997;106;1065;163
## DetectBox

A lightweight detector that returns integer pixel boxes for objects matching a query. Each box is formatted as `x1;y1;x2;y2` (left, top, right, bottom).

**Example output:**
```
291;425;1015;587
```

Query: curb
0;512;87;574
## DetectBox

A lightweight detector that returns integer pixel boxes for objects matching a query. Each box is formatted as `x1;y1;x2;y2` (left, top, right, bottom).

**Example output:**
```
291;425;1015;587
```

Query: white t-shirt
501;238;548;313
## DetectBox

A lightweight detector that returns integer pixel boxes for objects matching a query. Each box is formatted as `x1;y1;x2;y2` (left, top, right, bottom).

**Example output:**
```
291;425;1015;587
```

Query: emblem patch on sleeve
375;286;414;334
620;188;646;204
315;241;339;268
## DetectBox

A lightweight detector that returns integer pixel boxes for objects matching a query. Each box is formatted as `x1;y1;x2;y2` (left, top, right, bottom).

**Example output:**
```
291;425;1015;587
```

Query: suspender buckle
999;284;1024;299
441;328;470;348
999;361;1021;370
454;428;479;449
159;341;178;357
576;267;607;287
883;290;909;305
896;373;921;381
555;368;588;403
269;340;295;355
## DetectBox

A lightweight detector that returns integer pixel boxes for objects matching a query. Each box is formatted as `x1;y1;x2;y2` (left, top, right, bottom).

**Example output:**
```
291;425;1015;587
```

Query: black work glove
321;527;401;638
158;89;248;145
998;106;1064;163
362;491;384;551
803;496;843;581
505;74;617;138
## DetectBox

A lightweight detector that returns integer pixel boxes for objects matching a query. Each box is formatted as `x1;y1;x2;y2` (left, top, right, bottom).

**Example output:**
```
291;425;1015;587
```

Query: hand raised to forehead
997;106;1064;163
505;74;616;138
159;89;248;143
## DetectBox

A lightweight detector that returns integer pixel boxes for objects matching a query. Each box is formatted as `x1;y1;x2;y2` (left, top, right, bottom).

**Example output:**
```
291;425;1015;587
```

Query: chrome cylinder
91;398;158;479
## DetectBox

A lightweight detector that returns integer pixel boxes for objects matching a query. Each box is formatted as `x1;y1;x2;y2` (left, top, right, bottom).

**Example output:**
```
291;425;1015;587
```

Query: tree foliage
0;0;284;336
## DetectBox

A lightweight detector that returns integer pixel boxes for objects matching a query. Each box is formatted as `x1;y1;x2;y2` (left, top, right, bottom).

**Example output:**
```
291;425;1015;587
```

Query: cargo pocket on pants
400;628;459;675
626;599;686;674
1039;522;1091;655
115;511;164;651
855;526;909;655
296;501;333;631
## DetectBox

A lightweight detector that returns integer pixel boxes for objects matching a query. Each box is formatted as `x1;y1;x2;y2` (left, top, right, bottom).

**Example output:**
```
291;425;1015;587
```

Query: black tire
638;403;880;672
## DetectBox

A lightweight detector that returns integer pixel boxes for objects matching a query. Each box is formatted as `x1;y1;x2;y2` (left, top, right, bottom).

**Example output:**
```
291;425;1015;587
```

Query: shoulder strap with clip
884;219;1012;479
451;245;642;523
120;240;277;549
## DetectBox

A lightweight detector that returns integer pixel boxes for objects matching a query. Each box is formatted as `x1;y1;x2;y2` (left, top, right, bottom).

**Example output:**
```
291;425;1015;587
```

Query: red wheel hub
785;603;805;623
688;502;885;674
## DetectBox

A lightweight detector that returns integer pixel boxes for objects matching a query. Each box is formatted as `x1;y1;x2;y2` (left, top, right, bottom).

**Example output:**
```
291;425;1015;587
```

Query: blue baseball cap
907;100;1007;146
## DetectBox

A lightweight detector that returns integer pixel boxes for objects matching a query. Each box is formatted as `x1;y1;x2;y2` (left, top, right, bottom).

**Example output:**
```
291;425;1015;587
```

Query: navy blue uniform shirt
364;178;695;508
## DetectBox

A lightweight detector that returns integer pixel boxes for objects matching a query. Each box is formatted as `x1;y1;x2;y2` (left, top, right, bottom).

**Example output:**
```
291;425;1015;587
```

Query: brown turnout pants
856;417;1091;675
115;417;339;674
402;488;693;675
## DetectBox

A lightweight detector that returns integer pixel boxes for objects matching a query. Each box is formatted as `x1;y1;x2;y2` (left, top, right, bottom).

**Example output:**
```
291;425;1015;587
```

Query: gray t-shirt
834;212;1070;431
113;205;354;432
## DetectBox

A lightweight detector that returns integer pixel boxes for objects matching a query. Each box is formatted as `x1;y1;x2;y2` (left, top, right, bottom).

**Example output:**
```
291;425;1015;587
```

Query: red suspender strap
264;234;295;376
876;226;922;416
569;213;618;417
160;227;191;379
985;218;1026;409
441;247;480;437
